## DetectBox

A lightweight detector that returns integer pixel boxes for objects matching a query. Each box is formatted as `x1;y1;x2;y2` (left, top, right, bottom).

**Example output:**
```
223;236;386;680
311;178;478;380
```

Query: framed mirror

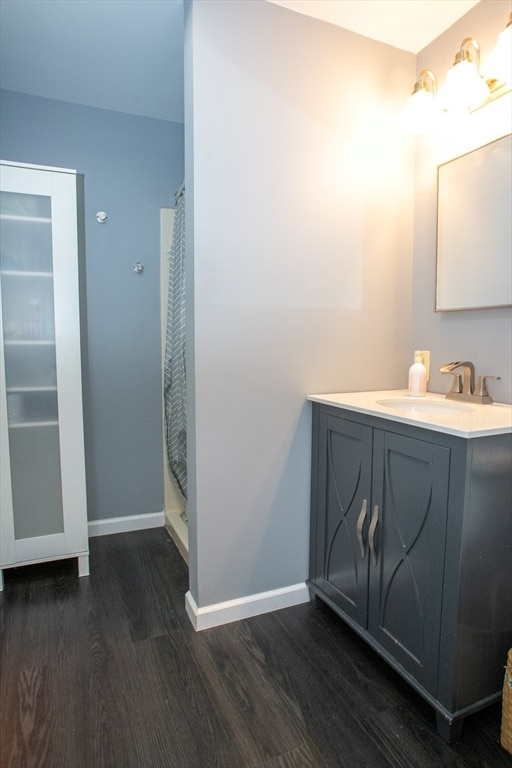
435;133;512;311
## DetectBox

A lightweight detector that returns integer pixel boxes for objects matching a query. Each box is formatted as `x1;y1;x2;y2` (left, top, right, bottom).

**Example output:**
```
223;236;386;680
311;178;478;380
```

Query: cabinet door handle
356;498;368;559
368;504;379;567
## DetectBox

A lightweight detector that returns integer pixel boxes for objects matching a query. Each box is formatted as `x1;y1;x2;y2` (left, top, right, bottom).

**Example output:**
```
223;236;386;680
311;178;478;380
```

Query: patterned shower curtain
164;183;187;499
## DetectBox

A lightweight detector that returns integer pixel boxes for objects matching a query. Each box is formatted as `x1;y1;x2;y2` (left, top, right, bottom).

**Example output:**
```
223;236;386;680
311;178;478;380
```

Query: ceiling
0;0;186;122
0;0;480;123
267;0;480;54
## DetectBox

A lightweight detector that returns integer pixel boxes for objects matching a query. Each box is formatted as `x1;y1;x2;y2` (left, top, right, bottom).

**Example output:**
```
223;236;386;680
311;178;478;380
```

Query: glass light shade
401;88;438;133
438;59;490;113
483;21;512;85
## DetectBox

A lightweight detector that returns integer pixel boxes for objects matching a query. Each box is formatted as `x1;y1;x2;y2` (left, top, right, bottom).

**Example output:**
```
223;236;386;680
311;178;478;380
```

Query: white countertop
307;390;512;438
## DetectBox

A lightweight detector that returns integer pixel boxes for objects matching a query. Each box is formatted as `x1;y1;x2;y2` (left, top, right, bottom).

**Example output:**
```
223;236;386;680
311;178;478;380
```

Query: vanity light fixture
401;70;439;134
483;12;512;89
437;37;490;113
402;12;512;133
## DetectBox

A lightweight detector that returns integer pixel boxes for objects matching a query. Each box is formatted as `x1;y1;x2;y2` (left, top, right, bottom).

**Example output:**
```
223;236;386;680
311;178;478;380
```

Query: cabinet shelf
7;386;57;393
1;270;53;278
9;420;59;429
3;340;55;346
0;214;51;223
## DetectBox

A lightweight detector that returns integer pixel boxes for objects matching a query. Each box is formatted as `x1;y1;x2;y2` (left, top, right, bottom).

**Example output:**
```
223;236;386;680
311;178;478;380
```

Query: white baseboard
185;582;310;631
88;511;165;538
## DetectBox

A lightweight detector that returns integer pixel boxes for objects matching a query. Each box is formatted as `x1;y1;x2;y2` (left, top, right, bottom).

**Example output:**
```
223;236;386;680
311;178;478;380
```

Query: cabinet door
0;163;87;567
313;413;373;627
368;430;450;692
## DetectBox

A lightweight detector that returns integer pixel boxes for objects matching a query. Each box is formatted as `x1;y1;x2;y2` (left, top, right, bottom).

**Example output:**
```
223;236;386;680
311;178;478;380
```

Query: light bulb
401;89;438;133
401;70;438;134
438;59;490;113
438;38;490;113
483;16;512;86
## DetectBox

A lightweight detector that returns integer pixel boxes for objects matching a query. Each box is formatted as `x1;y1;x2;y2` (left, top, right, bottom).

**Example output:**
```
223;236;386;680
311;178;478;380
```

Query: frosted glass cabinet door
0;161;88;579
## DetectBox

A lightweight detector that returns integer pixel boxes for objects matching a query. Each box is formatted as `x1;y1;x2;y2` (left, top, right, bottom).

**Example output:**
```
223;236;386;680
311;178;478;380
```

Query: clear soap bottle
408;351;427;397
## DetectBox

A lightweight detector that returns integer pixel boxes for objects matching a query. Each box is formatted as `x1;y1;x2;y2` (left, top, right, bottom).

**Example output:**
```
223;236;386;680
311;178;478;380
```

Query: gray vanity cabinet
310;409;448;691
312;414;372;628
369;428;450;689
309;403;512;742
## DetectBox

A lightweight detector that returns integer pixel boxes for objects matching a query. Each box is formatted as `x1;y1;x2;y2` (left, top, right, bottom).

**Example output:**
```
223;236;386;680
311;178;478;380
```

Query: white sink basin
376;398;475;414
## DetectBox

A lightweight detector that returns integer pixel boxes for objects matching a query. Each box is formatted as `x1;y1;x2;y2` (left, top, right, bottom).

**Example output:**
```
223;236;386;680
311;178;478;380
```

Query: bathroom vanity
307;390;512;742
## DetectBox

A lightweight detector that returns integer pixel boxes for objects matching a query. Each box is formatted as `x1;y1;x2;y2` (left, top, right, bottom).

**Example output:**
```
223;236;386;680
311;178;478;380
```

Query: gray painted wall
411;0;512;403
185;0;416;608
0;89;185;520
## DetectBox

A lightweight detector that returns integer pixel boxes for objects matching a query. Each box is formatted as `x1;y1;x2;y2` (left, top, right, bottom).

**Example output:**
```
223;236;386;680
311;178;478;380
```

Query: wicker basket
501;648;512;754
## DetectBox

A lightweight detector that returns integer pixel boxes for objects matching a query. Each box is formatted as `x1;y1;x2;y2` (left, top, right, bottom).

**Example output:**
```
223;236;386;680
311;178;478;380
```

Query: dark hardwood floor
0;528;509;768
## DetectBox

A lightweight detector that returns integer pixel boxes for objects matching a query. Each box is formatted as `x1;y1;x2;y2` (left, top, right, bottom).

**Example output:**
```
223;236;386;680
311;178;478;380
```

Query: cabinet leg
0;569;3;592
435;712;464;743
308;585;323;608
78;555;89;578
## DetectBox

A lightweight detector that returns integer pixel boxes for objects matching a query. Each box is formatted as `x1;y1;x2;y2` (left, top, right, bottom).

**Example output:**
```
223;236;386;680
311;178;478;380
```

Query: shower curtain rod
174;181;185;203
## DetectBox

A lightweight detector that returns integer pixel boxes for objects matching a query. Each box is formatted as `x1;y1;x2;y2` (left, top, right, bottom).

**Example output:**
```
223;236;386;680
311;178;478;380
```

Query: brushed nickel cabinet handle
356;498;368;559
369;504;379;567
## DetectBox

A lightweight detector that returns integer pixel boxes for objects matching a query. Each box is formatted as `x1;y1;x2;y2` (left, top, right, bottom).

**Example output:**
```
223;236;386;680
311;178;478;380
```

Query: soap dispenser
408;351;427;397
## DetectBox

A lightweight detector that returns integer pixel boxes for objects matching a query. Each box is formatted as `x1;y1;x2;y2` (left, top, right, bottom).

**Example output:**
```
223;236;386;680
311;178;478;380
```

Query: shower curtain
164;182;187;499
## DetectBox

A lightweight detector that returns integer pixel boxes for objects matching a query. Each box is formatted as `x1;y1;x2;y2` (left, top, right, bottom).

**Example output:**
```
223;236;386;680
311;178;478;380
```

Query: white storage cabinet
0;161;89;588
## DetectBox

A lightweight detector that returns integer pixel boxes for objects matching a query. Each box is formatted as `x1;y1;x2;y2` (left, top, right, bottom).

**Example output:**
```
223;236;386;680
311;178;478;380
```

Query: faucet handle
474;375;501;399
441;370;463;394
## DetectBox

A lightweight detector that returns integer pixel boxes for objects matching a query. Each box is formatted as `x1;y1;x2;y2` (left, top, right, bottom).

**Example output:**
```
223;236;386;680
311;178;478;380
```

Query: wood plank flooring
0;528;509;768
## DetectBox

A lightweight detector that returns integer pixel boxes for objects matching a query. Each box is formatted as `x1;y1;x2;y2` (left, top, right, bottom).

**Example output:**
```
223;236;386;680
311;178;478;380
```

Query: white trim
15;532;67;561
0;159;77;174
185;582;310;631
88;511;165;537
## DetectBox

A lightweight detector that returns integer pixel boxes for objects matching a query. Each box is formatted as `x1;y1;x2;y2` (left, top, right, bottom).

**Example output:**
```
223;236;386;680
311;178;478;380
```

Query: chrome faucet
440;361;500;404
